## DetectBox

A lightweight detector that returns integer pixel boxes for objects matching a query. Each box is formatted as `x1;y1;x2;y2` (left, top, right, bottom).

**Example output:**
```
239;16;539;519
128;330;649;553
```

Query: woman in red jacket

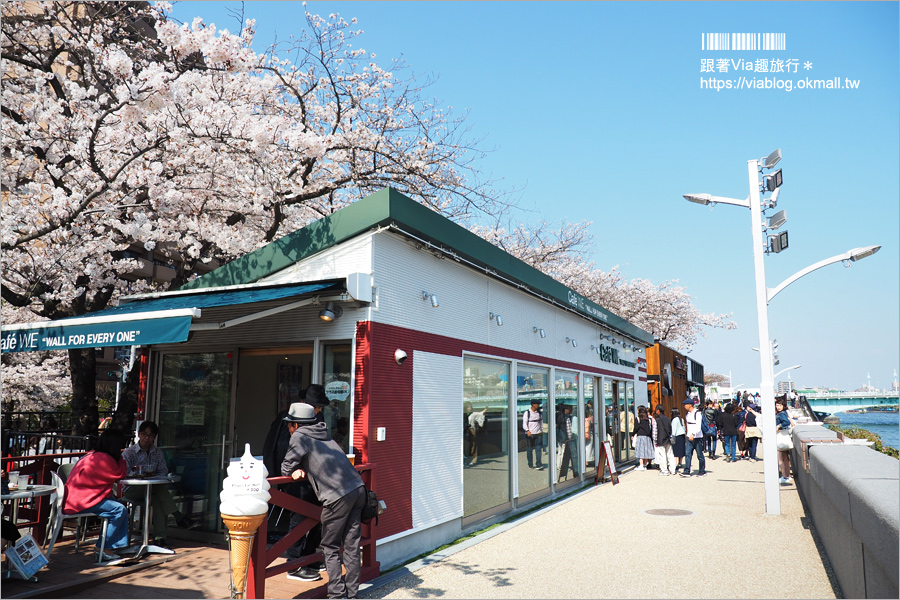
64;428;128;559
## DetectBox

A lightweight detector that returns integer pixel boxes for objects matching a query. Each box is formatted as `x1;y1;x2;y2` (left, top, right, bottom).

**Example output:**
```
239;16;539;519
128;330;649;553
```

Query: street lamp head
762;148;782;169
848;245;881;262
683;193;712;205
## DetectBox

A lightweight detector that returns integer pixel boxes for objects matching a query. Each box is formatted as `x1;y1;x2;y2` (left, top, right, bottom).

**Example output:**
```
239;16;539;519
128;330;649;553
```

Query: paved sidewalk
42;441;839;599
360;442;840;599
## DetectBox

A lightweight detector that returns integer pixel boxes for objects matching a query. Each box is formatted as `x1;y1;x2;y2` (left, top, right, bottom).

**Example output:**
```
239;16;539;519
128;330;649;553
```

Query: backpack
701;410;717;436
361;485;381;525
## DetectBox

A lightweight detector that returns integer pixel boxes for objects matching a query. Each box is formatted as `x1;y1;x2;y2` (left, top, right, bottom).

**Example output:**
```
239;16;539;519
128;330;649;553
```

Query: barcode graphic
702;33;786;51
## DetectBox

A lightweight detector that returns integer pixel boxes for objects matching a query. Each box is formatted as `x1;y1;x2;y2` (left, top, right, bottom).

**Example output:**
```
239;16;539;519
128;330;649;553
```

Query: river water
833;411;899;450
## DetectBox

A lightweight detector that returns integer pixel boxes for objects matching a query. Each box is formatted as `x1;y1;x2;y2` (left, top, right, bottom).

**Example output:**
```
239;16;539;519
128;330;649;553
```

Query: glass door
584;377;599;476
321;343;353;455
604;380;619;461
516;365;550;503
156;352;234;532
614;381;633;462
462;356;511;521
554;371;580;483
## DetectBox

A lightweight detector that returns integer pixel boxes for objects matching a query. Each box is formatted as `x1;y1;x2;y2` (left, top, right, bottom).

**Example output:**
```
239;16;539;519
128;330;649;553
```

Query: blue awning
1;280;342;353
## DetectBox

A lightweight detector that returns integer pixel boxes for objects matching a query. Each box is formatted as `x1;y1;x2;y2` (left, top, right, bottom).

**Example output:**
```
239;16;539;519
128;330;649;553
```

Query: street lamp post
683;150;880;516
774;364;802;380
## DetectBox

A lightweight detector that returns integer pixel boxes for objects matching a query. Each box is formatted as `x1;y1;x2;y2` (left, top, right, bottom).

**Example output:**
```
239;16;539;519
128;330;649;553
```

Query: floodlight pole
746;159;782;516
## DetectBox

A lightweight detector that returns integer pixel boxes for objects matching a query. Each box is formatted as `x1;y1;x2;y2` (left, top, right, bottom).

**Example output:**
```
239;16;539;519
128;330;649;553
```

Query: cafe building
1;188;653;568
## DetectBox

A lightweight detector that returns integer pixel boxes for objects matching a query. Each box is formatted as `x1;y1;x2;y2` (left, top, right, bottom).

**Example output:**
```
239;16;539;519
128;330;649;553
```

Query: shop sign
567;290;609;322
183;405;205;425
325;380;350;402
597;343;636;368
1;316;192;353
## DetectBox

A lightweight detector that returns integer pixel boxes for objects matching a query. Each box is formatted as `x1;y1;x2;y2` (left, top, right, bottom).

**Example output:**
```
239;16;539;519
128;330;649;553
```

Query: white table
2;484;55;581
119;475;181;559
2;484;56;523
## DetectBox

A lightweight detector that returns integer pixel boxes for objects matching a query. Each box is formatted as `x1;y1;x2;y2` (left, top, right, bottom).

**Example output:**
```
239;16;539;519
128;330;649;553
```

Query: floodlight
768;230;789;253
763;169;783;192
319;302;343;322
766;209;787;230
766;187;781;209
422;291;439;307
848;245;881;262
762;148;782;169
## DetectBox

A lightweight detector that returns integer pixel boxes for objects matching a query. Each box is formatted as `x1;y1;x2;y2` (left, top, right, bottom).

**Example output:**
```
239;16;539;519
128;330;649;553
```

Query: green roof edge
182;188;653;344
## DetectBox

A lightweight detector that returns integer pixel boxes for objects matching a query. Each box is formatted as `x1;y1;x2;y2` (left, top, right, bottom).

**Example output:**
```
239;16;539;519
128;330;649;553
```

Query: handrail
246;464;379;599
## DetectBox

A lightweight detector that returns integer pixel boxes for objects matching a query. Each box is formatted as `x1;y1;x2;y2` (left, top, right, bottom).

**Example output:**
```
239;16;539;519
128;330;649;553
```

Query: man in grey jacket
282;403;366;599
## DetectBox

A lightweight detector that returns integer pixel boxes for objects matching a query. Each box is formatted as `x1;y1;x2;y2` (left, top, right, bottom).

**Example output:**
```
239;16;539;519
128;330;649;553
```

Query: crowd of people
632;391;795;483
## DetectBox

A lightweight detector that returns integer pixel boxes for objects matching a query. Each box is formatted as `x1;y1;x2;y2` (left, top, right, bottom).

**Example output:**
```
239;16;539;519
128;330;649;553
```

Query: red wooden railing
247;464;379;599
1;452;86;544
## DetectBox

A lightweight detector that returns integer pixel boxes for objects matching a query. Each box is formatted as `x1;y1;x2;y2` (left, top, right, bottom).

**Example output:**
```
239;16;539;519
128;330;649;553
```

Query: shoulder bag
775;429;793;451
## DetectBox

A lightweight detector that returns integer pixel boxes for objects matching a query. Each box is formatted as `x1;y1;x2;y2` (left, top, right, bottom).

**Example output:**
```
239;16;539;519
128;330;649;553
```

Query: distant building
776;380;796;394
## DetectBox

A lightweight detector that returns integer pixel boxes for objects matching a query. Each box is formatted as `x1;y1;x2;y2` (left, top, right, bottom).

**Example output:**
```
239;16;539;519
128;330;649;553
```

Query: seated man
122;421;191;546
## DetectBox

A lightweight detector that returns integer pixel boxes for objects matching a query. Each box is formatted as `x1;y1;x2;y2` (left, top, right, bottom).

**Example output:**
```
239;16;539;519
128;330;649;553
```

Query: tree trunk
68;348;98;436
111;355;143;434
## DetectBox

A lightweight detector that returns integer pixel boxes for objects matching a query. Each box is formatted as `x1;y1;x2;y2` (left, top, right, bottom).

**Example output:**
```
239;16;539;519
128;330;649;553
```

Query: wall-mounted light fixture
490;312;503;326
565;337;577;348
422;291;439;308
319;301;343;322
533;326;546;338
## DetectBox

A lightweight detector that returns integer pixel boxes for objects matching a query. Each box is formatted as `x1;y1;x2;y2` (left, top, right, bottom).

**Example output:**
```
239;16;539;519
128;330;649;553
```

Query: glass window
516;365;550;499
157;352;234;532
584;377;597;474
463;356;510;518
554;371;580;482
322;343;353;455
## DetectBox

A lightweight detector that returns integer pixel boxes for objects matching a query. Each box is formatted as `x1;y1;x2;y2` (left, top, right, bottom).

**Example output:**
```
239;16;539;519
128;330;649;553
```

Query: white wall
371;231;643;381
411;351;463;528
260;233;375;285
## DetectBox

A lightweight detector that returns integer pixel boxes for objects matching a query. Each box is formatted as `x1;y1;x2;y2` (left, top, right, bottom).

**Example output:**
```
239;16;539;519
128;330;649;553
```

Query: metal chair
44;471;114;563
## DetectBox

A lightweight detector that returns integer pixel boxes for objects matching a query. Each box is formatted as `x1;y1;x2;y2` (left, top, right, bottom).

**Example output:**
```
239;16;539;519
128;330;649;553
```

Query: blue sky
170;1;899;392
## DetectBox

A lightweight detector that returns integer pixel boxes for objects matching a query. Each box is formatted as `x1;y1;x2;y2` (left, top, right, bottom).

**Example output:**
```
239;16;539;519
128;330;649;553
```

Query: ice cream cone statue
220;444;271;599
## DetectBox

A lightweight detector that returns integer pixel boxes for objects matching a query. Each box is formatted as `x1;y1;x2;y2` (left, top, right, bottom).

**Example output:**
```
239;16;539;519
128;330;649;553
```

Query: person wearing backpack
282;403;366;599
717;403;739;462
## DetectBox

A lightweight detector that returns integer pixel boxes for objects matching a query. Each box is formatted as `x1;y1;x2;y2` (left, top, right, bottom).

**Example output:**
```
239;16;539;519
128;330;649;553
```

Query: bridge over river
802;390;900;415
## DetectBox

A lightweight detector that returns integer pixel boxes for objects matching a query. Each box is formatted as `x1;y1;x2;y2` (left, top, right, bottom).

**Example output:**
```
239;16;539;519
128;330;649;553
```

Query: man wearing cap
282;402;366;600
680;397;707;477
265;384;330;581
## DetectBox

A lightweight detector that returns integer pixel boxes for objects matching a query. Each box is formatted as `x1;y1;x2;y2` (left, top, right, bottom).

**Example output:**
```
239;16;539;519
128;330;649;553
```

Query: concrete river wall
792;424;899;599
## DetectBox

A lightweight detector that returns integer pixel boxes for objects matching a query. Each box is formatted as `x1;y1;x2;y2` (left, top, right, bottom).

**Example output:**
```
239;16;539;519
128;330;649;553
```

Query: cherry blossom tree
1;1;504;433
